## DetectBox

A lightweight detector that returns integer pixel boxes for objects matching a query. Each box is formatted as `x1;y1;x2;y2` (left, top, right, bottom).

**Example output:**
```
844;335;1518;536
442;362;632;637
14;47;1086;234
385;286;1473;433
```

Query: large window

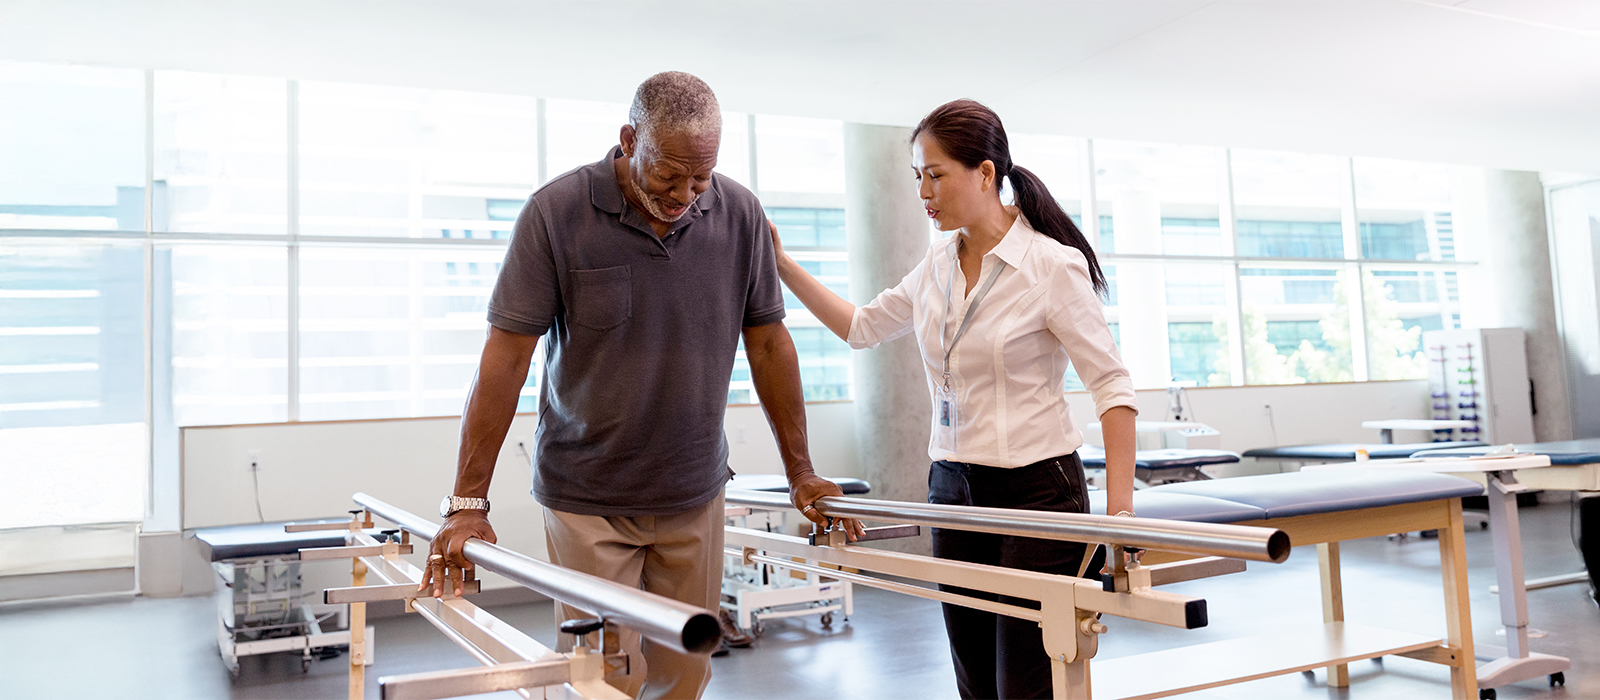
164;244;289;426
1238;267;1356;384
1232;149;1345;259
5;59;1495;533
543;98;628;182
1;241;146;529
154;73;289;235
1;62;149;532
1094;140;1225;256
755;116;845;195
1;63;146;232
1008;134;1084;226
1040;140;1470;389
299;82;537;239
1352;159;1459;380
296;246;508;421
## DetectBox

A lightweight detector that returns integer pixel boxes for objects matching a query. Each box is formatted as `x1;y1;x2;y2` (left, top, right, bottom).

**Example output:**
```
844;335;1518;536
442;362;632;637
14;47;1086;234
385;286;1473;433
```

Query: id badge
934;384;958;453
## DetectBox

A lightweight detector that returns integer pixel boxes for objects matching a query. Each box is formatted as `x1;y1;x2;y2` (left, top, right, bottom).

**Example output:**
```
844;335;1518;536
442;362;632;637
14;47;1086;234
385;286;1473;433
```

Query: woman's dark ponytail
911;99;1108;296
1007;164;1107;295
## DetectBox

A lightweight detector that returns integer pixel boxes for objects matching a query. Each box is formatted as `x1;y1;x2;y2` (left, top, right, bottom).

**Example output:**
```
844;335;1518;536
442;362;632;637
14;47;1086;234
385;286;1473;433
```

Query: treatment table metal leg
1317;542;1349;687
1475;471;1571;691
1438;499;1479;700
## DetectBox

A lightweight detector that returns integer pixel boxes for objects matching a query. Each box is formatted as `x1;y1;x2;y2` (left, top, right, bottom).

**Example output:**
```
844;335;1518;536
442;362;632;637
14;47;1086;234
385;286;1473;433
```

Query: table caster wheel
1479;688;1496;700
751;619;764;637
820;612;834;627
1550;672;1565;687
302;656;311;673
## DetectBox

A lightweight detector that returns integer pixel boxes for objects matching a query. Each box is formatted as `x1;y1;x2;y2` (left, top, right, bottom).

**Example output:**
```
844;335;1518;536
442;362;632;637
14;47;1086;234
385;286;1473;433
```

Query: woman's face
911;133;992;233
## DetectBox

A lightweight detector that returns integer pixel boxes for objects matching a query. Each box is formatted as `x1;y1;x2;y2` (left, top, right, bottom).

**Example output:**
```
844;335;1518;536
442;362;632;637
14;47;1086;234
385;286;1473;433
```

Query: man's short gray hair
629;71;721;159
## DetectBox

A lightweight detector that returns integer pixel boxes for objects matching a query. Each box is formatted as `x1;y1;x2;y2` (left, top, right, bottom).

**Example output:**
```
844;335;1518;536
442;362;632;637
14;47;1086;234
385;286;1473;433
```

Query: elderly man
420;71;859;699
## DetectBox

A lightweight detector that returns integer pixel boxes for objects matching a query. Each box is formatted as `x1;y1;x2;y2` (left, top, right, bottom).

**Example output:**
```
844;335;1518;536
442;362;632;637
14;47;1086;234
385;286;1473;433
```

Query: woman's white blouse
847;215;1137;467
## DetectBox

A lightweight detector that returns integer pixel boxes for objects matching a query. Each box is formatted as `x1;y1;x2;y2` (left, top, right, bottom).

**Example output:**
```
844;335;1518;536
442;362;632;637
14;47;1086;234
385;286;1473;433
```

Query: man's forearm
454;328;540;499
743;323;814;481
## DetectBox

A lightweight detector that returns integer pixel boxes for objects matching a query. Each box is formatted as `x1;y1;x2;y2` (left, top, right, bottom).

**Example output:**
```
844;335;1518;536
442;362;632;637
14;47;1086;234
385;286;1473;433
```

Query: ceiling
2;0;1599;174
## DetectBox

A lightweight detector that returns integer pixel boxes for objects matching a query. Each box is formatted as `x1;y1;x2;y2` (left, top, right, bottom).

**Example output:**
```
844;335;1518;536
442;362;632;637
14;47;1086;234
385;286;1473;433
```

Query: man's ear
620;124;637;158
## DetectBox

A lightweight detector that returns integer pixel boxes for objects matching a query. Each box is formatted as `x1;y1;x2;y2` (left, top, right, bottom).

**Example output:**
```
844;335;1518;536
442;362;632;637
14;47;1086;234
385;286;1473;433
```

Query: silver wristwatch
440;495;490;518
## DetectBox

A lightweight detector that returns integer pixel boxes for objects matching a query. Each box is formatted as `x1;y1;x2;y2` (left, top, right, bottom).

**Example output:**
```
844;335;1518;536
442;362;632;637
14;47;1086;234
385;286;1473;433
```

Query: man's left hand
790;473;865;542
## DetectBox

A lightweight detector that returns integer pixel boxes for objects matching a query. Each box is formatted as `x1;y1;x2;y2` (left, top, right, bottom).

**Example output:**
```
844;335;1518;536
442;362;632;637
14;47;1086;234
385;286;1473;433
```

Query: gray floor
2;499;1596;700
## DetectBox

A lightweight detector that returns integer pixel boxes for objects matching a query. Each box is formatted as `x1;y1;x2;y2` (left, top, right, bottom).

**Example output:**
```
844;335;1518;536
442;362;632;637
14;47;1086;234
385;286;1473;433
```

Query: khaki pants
543;493;724;700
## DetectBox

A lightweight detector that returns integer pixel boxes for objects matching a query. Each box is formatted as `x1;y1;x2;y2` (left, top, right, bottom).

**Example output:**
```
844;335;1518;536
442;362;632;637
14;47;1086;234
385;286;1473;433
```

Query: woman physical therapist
771;99;1139;700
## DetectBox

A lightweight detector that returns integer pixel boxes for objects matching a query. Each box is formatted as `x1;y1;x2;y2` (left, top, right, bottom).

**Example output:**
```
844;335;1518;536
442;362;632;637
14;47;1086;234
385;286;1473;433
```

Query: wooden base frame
1098;498;1477;700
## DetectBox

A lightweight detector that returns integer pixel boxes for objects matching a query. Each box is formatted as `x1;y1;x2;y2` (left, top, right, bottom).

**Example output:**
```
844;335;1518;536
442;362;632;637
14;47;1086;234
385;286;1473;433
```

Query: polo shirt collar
589;146;718;232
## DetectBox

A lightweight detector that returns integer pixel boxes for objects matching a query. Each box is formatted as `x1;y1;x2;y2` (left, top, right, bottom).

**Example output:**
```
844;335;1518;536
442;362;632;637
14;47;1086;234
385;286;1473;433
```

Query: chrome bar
353;493;721;655
725;489;1291;563
379;657;570;700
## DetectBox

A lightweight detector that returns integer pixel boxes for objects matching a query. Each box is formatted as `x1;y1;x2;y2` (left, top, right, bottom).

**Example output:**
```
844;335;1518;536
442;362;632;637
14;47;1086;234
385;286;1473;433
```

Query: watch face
440;496;453;518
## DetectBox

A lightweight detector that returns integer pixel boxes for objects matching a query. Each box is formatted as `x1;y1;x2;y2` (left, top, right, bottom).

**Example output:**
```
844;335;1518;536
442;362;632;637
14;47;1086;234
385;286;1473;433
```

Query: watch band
441;495;490;517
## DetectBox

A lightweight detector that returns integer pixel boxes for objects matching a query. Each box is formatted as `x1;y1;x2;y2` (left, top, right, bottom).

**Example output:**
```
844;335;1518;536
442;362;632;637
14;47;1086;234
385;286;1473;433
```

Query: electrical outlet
248;449;261;472
1262;403;1273;415
736;426;747;444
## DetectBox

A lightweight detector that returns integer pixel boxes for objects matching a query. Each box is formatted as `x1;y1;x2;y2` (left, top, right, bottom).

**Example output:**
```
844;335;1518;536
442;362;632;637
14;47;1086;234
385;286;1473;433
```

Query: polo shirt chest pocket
569;266;632;331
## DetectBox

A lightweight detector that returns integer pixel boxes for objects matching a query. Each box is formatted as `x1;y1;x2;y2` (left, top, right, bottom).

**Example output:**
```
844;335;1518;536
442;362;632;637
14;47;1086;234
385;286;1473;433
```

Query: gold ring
429;554;444;561
802;504;816;513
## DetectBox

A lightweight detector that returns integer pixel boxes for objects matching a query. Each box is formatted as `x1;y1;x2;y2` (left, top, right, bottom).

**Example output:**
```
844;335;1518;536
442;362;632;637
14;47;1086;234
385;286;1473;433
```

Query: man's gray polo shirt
486;147;786;517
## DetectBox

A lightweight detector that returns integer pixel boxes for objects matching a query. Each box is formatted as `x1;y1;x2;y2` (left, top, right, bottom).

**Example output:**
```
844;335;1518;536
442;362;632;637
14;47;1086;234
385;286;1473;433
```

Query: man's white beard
629;176;696;223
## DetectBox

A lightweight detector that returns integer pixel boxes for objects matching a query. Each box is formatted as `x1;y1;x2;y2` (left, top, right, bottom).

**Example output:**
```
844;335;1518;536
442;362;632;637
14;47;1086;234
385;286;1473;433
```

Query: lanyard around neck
941;242;1007;388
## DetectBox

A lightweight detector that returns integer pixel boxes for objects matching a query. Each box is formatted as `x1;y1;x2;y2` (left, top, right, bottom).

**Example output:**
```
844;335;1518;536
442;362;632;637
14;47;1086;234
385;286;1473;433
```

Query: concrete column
844;123;931;537
1455;168;1571;441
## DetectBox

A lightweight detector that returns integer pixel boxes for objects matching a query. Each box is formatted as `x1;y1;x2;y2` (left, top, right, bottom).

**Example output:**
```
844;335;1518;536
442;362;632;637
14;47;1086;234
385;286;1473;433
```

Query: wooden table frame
1099;497;1476;700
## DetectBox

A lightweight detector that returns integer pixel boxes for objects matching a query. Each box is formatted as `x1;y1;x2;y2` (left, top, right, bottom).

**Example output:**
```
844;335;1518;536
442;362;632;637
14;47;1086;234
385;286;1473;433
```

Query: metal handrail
725;489;1291;563
352;493;721;655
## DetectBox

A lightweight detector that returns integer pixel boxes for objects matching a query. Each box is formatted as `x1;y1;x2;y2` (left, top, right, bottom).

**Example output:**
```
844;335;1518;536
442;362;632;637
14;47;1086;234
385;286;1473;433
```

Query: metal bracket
1144;557;1247;586
1489;470;1528;494
377;658;571;700
853;524;921;543
325;581;482;605
299;543;414;561
1040;584;1083;663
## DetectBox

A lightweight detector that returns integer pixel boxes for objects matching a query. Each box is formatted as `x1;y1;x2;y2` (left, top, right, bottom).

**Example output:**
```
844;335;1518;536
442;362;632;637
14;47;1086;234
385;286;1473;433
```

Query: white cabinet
1422;328;1535;444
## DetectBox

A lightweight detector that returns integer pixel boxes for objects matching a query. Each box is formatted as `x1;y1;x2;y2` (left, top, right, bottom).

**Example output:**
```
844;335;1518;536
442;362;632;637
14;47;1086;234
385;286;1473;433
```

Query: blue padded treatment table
1087;490;1266;523
726;474;871;495
1081;468;1490;700
194;519;352;562
1242;440;1484;463
1086;468;1483;521
1412;439;1600;465
1078;446;1241;486
1141;468;1483;517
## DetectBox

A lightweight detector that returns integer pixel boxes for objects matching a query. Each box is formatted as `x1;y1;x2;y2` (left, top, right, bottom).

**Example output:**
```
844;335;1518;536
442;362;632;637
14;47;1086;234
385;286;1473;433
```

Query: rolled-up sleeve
1045;254;1138;418
846;258;926;350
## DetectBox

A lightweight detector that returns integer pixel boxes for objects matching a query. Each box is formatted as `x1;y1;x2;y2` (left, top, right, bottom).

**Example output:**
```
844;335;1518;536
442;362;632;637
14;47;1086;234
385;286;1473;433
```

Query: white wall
177;402;860;592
